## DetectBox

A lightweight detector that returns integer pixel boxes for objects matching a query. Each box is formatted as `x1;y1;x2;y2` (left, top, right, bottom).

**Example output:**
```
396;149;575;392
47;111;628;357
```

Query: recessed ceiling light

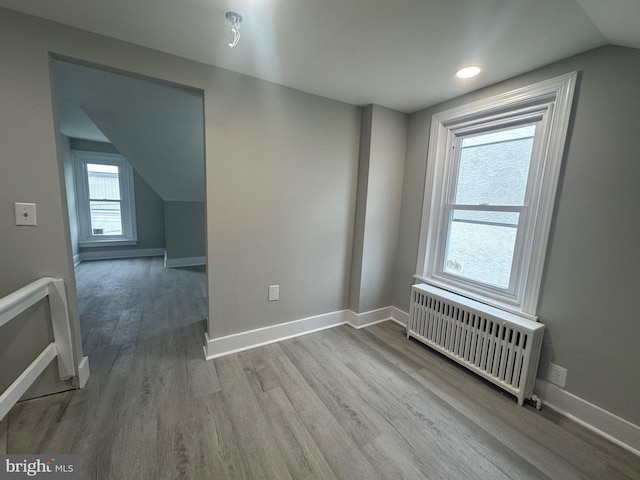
456;66;482;79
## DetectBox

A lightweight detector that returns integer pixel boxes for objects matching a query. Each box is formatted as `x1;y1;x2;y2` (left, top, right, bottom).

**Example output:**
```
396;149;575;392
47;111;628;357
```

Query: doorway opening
50;57;208;359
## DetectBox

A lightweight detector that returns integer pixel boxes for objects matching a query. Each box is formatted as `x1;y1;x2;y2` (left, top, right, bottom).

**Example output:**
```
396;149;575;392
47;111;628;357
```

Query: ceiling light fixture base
225;11;243;48
225;11;243;24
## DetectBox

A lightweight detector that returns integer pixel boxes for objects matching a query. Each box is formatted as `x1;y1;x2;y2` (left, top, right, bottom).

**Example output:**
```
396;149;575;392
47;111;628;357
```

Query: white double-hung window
73;152;137;246
416;73;577;318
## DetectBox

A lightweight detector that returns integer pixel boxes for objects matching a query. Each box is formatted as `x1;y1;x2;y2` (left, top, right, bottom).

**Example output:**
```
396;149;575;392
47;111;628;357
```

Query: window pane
455;125;535;206
444;210;519;289
90;201;122;235
87;163;121;200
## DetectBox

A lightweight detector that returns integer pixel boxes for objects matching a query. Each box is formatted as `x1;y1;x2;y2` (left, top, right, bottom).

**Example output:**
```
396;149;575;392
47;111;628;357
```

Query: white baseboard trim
78;248;165;262
535;378;640;457
164;255;206;268
347;306;392;329
390;306;409;326
77;356;90;389
204;306;410;360
72;254;81;267
204;310;349;360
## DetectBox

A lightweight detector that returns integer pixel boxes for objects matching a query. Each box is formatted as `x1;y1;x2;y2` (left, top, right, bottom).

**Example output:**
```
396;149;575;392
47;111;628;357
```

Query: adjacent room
0;1;639;478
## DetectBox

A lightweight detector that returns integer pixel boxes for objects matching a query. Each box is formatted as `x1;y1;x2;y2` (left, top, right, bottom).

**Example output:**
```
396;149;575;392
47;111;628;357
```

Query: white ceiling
3;0;639;113
8;0;640;203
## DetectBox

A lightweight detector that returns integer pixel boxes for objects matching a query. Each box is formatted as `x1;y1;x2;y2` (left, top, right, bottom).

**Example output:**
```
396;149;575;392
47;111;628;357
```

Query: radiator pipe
529;394;543;411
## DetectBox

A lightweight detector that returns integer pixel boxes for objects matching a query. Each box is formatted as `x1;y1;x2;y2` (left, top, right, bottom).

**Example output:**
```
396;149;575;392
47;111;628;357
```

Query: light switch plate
15;202;37;226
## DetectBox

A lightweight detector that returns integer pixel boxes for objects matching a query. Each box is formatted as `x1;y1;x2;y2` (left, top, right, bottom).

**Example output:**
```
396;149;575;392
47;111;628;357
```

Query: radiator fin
407;284;544;405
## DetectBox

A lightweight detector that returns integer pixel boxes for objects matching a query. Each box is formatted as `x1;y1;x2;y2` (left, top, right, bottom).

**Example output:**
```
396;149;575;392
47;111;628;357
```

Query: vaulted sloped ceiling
52;60;205;202
576;0;640;49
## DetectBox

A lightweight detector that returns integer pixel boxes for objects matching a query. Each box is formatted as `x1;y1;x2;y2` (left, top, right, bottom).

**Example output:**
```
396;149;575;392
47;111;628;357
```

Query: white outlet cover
547;362;568;388
268;285;279;302
15;202;37;226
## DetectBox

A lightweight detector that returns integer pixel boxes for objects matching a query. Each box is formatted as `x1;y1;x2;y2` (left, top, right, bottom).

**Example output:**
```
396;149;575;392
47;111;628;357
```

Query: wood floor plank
410;364;607;480
295;328;535;480
237;344;287;395
4;258;639;479
156;395;202;480
110;308;142;349
357;321;637;480
278;337;384;449
215;355;293;480
340;324;581;479
256;385;339;480
261;353;386;480
280;336;451;480
7;391;75;453
186;351;221;398
188;393;253;480
386;320;640;479
361;434;439;480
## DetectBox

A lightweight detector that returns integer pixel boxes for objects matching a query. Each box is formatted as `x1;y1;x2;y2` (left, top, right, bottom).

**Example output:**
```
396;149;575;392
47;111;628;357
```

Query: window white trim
73;151;138;247
416;72;577;317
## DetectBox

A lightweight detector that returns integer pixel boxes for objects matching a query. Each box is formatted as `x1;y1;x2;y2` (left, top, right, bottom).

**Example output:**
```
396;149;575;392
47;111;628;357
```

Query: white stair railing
0;277;77;421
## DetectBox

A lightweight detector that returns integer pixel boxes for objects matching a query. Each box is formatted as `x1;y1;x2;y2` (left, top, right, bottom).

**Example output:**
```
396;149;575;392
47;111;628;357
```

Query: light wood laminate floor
3;258;639;479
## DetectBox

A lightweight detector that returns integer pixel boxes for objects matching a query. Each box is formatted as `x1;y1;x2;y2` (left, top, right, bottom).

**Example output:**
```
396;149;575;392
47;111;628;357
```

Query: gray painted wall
131;173;166;251
206;75;360;336
349;106;373;312
350;105;407;313
392;110;430;309
61;135;79;259
164;201;205;260
0;12;82;397
393;45;640;425
0;8;359;367
0;303;72;401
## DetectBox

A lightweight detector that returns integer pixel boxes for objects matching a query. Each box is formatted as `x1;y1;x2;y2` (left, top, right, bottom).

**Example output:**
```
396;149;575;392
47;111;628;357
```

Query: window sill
412;274;538;322
79;239;138;248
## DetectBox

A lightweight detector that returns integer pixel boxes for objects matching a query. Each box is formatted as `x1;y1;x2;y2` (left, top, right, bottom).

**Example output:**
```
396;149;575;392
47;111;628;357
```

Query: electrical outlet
547;362;568;388
268;285;279;302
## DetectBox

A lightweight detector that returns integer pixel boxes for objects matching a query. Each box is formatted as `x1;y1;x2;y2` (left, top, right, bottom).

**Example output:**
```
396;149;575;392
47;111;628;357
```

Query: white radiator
408;283;544;406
